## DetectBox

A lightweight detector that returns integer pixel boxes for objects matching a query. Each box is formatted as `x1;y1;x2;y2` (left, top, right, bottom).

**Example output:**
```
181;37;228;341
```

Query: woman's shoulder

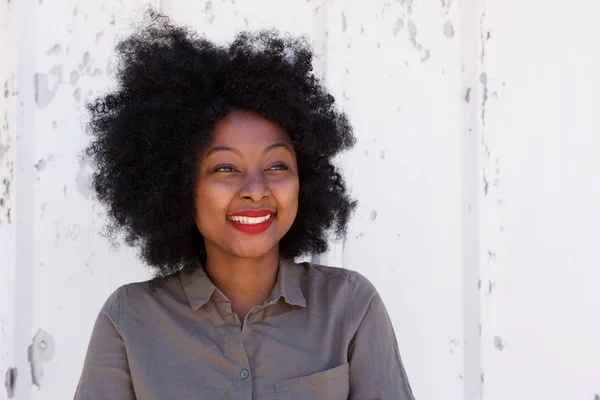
296;261;379;305
99;272;184;315
299;261;375;288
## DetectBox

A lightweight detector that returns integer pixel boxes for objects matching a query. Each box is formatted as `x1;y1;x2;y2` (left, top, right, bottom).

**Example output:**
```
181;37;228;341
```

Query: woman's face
193;109;299;260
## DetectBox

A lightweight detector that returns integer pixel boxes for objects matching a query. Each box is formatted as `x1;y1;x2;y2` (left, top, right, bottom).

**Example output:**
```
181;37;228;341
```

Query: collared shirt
74;258;414;399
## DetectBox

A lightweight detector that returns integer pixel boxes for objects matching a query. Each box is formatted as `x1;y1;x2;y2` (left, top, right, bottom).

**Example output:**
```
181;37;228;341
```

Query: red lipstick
227;209;275;235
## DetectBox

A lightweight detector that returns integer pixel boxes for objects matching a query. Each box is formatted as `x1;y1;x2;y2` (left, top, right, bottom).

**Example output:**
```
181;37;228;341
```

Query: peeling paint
342;12;347;32
380;151;385;159
420;49;430;62
493;336;505;351
35;65;63;109
369;211;377;220
400;0;414;14
443;21;455;38
75;158;92;198
73;88;81;102
95;31;104;44
407;20;418;45
34;154;55;171
2;178;10;197
487;250;496;263
393;18;404;36
78;52;91;72
52;121;58;130
465;87;472;103
480;72;488;124
45;44;61;55
483;175;489;195
40;202;48;218
69;70;80;86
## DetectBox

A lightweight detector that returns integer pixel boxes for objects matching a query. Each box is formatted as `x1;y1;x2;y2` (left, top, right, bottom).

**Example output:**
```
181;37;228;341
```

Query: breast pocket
274;363;349;400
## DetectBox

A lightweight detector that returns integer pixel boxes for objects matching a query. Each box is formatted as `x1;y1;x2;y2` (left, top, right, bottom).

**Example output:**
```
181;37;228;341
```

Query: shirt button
240;369;249;379
247;312;255;321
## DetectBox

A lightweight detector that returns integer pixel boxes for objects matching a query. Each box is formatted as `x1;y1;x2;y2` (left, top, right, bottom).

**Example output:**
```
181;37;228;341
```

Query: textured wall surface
1;1;599;399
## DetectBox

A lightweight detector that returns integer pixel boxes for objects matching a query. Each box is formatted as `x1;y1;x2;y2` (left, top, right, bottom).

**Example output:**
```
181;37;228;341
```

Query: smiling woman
74;11;414;400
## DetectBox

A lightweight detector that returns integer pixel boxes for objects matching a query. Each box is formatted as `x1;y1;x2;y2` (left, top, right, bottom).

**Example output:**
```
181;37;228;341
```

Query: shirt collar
179;257;307;311
270;257;307;308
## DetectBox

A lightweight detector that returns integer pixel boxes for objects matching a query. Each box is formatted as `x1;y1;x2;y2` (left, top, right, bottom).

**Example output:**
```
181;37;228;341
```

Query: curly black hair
86;12;357;277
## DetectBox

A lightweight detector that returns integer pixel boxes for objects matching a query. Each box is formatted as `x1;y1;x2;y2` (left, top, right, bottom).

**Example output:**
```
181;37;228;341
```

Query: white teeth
228;214;272;225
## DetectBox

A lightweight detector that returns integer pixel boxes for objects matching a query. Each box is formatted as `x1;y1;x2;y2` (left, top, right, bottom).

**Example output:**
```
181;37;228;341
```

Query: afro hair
86;12;357;277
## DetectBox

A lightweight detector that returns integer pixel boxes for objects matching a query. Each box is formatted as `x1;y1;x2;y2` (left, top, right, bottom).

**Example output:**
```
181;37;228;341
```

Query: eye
214;165;238;173
267;163;289;171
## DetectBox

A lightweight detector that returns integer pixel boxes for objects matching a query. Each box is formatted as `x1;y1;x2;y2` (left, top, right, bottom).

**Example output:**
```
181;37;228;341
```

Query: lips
227;209;276;234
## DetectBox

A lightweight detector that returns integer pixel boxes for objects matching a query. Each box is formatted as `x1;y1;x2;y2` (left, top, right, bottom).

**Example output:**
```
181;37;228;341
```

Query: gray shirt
74;258;414;399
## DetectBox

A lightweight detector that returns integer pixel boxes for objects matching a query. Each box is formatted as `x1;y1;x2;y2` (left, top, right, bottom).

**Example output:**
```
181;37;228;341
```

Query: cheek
193;179;236;219
274;177;300;214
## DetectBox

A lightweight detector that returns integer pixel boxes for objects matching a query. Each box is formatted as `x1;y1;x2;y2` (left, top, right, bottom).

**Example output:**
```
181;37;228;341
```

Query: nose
239;169;271;202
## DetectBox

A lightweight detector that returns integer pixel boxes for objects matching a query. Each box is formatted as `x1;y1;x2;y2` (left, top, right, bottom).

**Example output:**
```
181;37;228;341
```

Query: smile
227;211;276;235
227;214;272;225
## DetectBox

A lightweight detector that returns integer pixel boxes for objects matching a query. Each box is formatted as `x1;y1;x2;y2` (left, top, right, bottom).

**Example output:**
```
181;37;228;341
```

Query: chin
230;241;278;260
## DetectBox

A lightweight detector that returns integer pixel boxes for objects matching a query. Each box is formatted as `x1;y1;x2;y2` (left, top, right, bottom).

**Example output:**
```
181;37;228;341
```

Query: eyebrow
204;145;242;157
204;142;292;157
263;142;292;155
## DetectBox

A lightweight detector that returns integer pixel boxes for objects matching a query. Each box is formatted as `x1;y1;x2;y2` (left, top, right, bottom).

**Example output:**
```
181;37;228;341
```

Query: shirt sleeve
74;287;136;400
348;279;415;400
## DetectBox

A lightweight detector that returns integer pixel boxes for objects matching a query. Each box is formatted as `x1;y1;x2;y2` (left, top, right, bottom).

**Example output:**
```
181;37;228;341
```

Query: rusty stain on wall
4;367;16;398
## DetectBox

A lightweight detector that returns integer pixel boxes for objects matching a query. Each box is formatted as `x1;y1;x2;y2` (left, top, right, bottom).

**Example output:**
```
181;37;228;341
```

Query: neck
203;248;280;320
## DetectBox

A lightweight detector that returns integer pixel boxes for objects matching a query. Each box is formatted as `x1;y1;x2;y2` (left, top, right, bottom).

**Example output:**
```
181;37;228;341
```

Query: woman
75;13;414;400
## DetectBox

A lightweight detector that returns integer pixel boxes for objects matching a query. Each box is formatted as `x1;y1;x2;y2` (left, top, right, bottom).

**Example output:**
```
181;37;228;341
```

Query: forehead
211;109;292;146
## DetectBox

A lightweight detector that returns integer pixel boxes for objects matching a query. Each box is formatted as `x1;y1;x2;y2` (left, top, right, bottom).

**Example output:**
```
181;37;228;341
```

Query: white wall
1;1;599;399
